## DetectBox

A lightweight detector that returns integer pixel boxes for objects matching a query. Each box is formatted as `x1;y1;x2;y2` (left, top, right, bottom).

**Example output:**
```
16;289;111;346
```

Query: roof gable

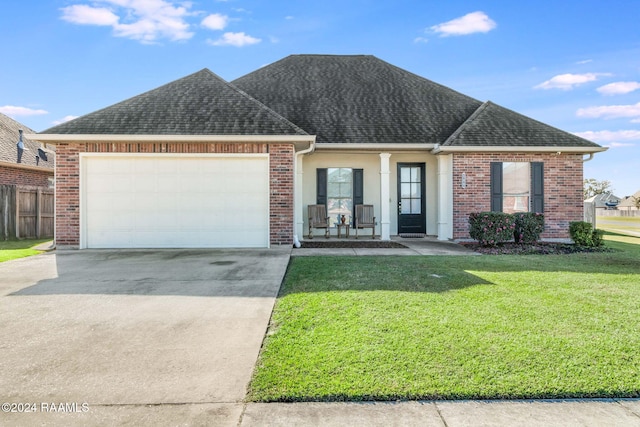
232;54;483;144
444;101;602;148
618;190;640;207
0;113;54;170
41;69;307;136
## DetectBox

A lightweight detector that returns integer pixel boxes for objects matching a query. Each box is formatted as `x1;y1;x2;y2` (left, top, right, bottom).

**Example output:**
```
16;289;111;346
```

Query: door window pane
401;183;411;198
401;198;411;214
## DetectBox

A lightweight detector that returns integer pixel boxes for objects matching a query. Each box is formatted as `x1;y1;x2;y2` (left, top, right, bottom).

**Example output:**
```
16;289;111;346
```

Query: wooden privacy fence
0;185;54;240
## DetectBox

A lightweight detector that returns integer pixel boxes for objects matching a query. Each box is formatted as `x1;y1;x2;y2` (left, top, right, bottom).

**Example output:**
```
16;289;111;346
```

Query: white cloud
597;81;640;96
414;37;429;44
201;13;228;30
52;115;80;125
60;0;194;43
576;102;640;120
574;130;640;142
430;11;496;37
0;106;49;116
534;73;610;90
285;15;294;20
207;32;261;47
607;142;636;148
576;59;593;65
60;4;119;26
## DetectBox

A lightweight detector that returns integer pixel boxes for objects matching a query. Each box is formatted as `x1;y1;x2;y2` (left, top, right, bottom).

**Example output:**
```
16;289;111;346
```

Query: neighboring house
0;113;54;187
617;190;640;211
32;55;606;249
584;193;622;210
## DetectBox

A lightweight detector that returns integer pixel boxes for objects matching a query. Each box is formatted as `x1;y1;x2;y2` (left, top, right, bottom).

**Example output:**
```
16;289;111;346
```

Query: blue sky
2;0;639;196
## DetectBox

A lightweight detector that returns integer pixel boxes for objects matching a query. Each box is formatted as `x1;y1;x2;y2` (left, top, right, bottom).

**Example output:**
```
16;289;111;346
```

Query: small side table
336;223;350;238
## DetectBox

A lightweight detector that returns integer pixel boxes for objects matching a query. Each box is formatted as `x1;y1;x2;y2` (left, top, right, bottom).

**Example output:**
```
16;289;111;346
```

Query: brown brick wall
0;165;53;187
54;144;81;247
452;152;584;240
54;141;293;248
269;144;294;245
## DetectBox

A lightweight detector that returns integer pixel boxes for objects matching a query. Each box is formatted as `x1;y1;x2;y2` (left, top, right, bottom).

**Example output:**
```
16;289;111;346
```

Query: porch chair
354;204;376;239
308;204;330;239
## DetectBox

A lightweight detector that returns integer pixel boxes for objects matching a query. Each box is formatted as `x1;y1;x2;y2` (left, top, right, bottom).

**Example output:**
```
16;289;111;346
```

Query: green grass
596;216;640;237
249;237;640;401
0;239;50;263
597;216;640;223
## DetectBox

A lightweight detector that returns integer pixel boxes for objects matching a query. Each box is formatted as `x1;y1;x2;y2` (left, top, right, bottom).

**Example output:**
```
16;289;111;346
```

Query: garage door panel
84;156;269;248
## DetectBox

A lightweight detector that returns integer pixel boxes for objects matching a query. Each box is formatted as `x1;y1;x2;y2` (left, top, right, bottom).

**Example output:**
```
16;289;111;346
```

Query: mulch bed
459;242;614;255
297;241;408;249
296;240;612;254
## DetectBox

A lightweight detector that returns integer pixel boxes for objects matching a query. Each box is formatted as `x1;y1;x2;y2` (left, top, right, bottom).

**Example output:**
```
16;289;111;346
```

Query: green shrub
591;228;604;247
513;212;545;244
469;212;516;246
569;221;604;247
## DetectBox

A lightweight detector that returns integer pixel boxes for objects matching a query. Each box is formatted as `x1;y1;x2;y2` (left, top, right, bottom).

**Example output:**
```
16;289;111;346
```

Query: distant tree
583;178;612;199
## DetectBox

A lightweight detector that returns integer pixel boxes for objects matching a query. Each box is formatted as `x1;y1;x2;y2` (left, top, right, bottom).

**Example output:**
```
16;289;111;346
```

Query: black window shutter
353;169;364;206
490;162;503;212
316;168;327;205
352;169;363;226
531;162;544;213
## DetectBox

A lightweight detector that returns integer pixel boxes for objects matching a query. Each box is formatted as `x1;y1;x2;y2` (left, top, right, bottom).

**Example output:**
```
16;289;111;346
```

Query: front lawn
0;239;50;263
248;237;640;401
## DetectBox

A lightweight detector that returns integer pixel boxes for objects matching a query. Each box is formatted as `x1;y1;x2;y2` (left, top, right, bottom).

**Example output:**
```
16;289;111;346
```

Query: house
617;190;640;211
584;193;622;210
0;112;54;187
32;54;606;249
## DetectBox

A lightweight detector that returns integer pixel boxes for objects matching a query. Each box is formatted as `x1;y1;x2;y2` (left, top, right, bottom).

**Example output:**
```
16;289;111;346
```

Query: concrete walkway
242;399;640;426
293;236;479;256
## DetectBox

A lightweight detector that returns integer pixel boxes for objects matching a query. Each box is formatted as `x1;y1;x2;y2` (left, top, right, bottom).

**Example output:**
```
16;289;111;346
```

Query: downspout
582;153;594;162
293;138;316;246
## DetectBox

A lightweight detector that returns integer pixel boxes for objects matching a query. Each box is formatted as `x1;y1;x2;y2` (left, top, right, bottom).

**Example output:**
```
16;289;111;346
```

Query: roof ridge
442;101;491;146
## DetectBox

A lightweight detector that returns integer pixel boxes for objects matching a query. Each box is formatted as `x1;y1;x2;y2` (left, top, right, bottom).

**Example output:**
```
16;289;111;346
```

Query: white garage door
82;154;269;249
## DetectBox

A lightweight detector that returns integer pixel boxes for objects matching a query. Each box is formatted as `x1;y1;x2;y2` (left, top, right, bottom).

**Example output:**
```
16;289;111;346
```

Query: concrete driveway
0;248;290;426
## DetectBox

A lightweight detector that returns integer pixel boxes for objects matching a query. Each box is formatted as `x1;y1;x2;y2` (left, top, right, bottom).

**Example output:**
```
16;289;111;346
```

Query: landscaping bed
298;241;407;249
460;242;614;255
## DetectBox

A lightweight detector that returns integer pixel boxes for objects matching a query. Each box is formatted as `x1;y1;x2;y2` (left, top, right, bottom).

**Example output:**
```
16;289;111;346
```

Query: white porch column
379;153;392;240
294;152;305;241
437;154;453;240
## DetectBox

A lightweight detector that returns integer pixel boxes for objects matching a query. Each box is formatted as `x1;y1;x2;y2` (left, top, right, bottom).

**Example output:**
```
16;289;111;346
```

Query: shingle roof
41;69;308;136
584;192;621;207
232;54;483;144
618;190;640;208
0;113;54;170
443;101;602;148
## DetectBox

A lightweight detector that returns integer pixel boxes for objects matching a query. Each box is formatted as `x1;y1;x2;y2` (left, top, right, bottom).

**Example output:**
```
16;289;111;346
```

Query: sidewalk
240;399;640;426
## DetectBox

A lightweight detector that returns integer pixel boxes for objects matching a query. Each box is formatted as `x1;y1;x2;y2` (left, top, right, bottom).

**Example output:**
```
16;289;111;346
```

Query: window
316;168;363;226
327;168;352;226
502;162;530;213
491;162;543;213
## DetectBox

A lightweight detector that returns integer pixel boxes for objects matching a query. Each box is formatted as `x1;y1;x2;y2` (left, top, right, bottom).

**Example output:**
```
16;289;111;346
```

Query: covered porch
294;146;455;242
